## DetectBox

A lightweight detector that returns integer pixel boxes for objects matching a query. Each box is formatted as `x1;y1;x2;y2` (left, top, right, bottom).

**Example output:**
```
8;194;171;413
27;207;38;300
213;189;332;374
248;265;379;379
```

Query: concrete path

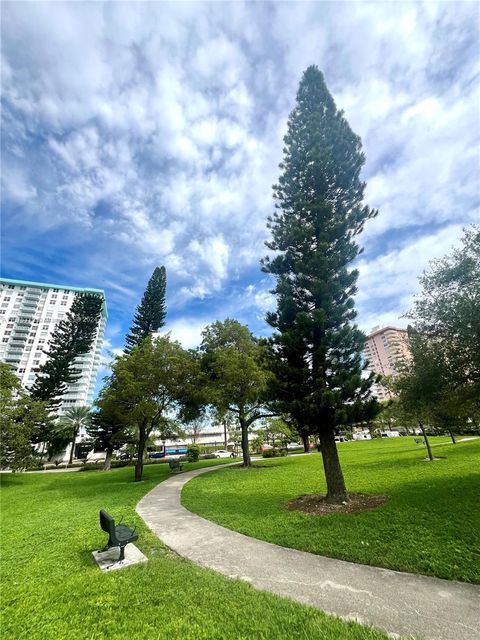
136;464;480;640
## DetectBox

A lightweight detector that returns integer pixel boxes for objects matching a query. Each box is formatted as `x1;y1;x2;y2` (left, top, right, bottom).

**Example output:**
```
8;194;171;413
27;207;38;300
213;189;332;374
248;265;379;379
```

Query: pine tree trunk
135;425;147;481
239;414;251;467
449;431;456;444
103;447;113;471
319;429;349;503
302;432;310;453
419;423;434;461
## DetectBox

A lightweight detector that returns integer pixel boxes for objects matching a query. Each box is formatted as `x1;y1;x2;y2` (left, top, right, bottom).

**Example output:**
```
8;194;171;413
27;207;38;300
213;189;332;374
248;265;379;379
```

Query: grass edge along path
182;438;480;583
1;458;389;640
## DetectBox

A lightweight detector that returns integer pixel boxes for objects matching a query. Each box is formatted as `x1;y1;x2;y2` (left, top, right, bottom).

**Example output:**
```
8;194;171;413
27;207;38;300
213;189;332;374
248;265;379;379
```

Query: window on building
20;287;26;290
6;324;13;328
33;360;40;365
42;325;48;330
28;339;34;344
18;368;25;373
61;302;67;306
8;285;14;289
40;332;47;337
4;297;10;301
2;338;8;343
5;331;11;335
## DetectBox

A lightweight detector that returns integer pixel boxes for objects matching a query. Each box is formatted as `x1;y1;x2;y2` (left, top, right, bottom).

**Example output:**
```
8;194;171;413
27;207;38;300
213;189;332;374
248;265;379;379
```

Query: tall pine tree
31;293;103;407
263;66;377;503
125;266;166;352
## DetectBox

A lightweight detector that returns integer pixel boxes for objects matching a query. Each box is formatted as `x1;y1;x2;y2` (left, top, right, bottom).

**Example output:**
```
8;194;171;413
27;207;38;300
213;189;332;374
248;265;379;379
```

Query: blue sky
2;1;479;372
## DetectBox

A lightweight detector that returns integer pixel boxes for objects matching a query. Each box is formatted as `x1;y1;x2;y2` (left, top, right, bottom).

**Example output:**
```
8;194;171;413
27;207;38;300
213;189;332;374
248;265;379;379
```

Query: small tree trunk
419;423;434;461
449;431;456;444
301;432;310;453
239;414;251;467
68;428;78;465
318;429;349;504
103;447;113;471
135;425;147;482
223;420;228;449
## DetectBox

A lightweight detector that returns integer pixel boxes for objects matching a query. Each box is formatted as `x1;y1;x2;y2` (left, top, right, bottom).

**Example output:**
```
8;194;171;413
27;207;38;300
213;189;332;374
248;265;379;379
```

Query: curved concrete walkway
136;464;480;640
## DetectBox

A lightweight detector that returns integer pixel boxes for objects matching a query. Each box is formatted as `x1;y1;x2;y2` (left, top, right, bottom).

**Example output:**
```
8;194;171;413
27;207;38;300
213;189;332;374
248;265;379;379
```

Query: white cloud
166;318;211;350
2;0;478;337
356;223;466;332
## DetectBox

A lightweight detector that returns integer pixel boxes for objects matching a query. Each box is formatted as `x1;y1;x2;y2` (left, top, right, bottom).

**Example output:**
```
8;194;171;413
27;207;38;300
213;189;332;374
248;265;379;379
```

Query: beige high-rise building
364;326;411;400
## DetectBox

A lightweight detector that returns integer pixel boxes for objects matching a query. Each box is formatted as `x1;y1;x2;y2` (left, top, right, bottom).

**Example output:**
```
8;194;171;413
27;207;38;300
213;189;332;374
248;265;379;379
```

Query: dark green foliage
0;362;51;470
200;319;274;467
262;66;377;502
101;335;200;481
125;266;167;351
30;293;103;406
186;444;200;463
407;226;480;420
88;385;134;470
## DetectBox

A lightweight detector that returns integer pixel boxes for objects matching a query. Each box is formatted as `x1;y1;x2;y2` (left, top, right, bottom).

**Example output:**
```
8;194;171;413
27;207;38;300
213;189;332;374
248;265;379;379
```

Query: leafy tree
57;406;91;464
0;363;51;470
407;226;480;417
183;414;208;444
263;418;296;448
87;393;133;470
104;335;199;481
125;266;167;352
262;66;377;503
30;293;103;407
200;319;275;467
392;331;446;461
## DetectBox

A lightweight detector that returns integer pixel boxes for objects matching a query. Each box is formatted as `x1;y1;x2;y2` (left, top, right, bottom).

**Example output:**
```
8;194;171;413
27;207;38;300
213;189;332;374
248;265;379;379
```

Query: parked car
286;443;302;449
212;449;235;459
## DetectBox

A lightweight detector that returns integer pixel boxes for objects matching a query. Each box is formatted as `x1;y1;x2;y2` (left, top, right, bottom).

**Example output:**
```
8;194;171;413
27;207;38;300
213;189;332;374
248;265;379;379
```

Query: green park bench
98;509;138;562
168;459;183;473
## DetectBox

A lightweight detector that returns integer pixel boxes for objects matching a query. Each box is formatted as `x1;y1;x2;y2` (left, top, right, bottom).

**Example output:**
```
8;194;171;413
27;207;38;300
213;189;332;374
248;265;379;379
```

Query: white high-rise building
0;278;107;415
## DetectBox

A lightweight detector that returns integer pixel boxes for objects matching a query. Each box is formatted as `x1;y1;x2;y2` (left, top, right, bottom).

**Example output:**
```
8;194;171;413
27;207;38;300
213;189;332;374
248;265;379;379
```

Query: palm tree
59;406;91;464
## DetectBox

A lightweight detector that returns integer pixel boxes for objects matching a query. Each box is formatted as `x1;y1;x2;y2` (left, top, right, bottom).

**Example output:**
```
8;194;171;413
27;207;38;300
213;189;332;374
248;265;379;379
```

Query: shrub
186;445;200;463
263;448;281;458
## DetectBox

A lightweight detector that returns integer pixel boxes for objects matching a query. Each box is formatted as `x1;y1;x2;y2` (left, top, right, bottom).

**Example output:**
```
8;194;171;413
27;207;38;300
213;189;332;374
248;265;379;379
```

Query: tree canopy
0;363;51;470
125;266;167;352
200;319;274;466
104;335;200;481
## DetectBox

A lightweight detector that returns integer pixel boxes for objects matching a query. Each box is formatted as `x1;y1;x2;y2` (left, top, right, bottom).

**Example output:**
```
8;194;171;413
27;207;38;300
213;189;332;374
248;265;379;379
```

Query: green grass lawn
182;437;480;583
0;460;389;640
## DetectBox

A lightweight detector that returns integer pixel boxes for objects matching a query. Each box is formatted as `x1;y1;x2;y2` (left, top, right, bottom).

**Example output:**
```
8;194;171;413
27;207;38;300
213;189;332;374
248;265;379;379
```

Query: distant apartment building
364;325;411;401
0;278;107;416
